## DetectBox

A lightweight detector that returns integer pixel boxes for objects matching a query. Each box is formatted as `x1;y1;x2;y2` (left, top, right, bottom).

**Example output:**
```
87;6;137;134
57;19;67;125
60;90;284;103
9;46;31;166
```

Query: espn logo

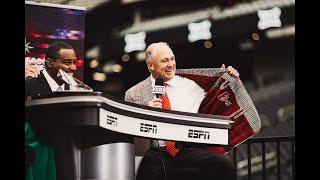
106;115;117;126
188;129;210;140
140;123;157;134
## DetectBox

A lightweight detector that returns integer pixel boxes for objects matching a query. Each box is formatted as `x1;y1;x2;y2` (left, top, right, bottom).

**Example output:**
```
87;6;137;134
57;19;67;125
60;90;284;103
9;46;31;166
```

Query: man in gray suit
125;42;260;180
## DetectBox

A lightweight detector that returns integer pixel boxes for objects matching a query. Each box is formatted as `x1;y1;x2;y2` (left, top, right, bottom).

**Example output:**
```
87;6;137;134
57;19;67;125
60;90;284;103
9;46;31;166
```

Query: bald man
125;42;241;180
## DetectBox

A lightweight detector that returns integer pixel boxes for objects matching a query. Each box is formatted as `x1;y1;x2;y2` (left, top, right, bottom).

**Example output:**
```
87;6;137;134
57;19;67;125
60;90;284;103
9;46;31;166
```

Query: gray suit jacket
124;68;226;106
124;68;261;153
125;76;154;106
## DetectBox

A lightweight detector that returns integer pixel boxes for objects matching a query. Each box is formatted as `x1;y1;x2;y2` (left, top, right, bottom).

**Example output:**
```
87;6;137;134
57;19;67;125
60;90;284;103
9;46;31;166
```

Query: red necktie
162;84;180;157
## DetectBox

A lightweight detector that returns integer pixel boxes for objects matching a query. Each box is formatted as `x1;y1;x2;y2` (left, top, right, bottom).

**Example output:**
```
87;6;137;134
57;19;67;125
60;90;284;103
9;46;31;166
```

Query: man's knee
220;158;237;177
204;156;237;179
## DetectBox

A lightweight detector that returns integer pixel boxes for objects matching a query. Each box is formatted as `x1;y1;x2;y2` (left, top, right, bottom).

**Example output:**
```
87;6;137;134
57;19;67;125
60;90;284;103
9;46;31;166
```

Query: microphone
153;78;165;98
72;76;93;91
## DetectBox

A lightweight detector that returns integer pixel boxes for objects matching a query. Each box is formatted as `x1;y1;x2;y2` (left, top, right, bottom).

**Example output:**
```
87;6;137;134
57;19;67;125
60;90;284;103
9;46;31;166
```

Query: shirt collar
57;69;78;87
150;75;156;87
42;68;64;91
150;74;177;87
164;76;176;87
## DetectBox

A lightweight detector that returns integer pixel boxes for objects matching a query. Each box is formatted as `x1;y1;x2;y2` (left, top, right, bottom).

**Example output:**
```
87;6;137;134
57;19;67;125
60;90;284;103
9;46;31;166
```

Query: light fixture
265;25;295;39
204;40;213;48
251;33;260;41
92;72;106;81
112;64;123;73
257;7;282;30
188;20;212;42
124;31;146;53
136;51;146;62
121;54;130;62
89;59;99;68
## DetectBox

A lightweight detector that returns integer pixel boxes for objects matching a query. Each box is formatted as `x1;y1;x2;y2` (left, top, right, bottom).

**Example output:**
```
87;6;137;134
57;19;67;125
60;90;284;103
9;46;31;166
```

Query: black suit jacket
25;72;52;98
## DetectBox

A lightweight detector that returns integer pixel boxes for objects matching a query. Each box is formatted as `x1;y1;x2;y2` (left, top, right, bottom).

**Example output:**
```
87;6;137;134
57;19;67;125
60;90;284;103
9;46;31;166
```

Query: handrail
233;135;295;180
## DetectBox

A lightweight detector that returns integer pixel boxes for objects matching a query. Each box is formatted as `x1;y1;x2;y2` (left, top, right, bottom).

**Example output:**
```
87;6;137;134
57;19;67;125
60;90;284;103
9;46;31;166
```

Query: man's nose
167;60;174;67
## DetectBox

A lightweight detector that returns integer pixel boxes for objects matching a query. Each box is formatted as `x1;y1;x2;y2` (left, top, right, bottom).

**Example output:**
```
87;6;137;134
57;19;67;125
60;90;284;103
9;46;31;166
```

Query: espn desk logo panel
188;129;210;140
106;115;118;126
140;123;157;134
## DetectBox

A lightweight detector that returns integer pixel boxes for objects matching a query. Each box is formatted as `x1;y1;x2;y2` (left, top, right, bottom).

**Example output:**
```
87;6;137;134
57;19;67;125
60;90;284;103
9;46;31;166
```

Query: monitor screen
25;1;85;80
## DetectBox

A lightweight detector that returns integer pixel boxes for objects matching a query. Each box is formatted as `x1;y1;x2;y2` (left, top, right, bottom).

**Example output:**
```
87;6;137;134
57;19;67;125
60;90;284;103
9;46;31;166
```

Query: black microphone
153;78;165;98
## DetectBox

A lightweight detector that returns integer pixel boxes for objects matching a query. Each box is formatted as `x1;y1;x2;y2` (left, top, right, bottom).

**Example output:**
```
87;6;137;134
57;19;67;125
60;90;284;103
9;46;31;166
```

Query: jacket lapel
38;72;53;94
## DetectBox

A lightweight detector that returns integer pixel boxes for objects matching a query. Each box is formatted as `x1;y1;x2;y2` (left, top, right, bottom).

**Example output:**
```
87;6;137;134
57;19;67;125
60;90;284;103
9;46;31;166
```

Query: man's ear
46;58;53;67
146;60;154;71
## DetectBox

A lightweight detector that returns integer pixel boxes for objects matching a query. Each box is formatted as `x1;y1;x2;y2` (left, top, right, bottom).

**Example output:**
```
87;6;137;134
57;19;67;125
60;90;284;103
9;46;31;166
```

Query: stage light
124;31;146;53
251;33;260;41
121;54;130;62
136;51;146;62
188;20;212;43
86;46;100;59
76;59;84;68
112;64;123;73
239;39;254;51
257;7;282;30
119;0;294;36
204;40;213;48
89;59;99;68
265;25;295;39
93;72;106;81
102;63;114;73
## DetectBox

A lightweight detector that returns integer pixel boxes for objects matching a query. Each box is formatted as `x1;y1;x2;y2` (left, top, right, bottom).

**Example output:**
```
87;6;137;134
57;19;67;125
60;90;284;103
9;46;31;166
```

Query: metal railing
232;136;295;180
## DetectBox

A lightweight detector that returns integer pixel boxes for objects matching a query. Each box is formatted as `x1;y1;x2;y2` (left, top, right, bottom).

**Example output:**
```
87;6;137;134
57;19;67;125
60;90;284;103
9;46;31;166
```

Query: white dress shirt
150;75;206;147
42;68;66;91
150;75;206;113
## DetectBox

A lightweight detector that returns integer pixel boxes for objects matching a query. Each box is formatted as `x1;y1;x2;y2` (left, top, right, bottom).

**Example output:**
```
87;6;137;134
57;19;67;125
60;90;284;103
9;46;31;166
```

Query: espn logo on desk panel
140;123;158;134
188;129;210;140
106;115;118;126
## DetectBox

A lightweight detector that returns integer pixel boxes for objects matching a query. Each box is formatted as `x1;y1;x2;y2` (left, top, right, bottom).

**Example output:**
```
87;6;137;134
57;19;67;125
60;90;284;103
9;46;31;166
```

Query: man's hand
25;57;44;78
221;64;239;78
25;64;40;78
147;98;163;108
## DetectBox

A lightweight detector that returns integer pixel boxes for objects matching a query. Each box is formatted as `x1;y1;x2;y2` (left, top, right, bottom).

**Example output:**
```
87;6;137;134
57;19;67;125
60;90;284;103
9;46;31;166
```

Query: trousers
136;146;237;180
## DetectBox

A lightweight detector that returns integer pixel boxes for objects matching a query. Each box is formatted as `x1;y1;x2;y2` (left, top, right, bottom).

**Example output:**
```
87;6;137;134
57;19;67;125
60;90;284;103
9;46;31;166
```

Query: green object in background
25;122;56;180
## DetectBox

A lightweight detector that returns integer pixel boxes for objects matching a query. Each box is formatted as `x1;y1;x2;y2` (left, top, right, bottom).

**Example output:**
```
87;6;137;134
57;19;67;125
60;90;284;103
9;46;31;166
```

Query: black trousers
136;147;237;180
